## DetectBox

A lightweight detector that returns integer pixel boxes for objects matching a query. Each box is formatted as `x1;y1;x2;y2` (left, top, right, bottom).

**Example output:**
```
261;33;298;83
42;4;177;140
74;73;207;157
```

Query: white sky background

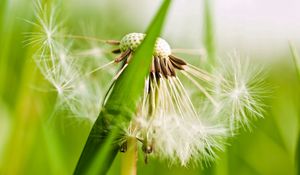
71;0;300;58
214;0;300;57
165;0;300;58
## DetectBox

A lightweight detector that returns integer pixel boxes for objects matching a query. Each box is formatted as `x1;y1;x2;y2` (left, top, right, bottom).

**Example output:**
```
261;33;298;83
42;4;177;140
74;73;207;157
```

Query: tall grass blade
290;43;300;80
0;0;10;97
74;0;171;174
203;0;215;66
289;43;300;175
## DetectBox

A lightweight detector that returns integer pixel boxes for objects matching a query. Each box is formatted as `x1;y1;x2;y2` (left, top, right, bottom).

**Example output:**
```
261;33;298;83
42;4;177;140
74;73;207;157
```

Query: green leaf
74;0;172;174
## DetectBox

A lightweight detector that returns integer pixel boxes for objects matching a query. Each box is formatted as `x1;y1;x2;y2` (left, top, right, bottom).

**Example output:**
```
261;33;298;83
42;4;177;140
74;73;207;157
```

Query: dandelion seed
213;52;267;131
27;1;112;121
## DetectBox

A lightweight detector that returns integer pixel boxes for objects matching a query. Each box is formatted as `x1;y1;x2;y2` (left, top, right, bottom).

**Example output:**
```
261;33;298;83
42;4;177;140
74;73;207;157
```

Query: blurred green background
0;0;299;175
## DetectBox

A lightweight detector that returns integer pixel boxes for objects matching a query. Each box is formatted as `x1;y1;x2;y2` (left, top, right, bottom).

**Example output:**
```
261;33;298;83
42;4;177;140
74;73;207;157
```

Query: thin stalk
289;43;300;81
203;0;216;67
289;43;300;175
0;0;12;98
121;138;138;175
57;34;107;43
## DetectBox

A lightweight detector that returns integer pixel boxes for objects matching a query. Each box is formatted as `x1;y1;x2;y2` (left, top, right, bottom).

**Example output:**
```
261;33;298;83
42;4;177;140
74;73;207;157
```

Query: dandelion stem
121;138;138;175
86;60;115;75
58;34;107;43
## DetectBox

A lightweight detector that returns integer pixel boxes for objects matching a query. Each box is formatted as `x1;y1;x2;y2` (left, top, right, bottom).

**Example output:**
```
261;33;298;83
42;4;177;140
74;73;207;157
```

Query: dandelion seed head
113;33;231;166
119;33;171;58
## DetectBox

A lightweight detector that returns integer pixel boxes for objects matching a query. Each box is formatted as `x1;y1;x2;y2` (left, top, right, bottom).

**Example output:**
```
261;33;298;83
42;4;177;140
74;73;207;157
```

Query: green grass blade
203;0;215;66
289;43;300;175
74;1;171;174
290;43;300;80
0;0;10;97
85;127;120;175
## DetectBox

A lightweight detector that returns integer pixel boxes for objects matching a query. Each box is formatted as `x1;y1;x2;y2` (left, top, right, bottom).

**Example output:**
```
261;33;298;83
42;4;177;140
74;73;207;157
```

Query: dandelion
106;33;268;166
109;33;227;165
27;2;267;168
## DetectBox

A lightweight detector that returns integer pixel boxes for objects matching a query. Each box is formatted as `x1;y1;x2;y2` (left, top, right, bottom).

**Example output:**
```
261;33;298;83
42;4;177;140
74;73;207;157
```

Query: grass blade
203;0;215;66
290;43;300;80
289;43;300;175
74;1;172;174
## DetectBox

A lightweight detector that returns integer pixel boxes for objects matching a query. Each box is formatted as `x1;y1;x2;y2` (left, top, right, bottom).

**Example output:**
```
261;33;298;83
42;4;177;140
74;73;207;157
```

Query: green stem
203;0;215;67
121;138;138;175
289;43;300;175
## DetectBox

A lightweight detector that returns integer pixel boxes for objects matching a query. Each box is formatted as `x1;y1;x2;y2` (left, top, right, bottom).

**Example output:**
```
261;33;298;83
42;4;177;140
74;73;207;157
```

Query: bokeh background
0;0;299;174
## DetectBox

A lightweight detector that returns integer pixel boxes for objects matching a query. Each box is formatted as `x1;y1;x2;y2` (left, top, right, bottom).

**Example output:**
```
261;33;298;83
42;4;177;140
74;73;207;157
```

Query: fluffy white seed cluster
135;113;226;166
27;1;112;121
213;53;266;131
119;35;266;165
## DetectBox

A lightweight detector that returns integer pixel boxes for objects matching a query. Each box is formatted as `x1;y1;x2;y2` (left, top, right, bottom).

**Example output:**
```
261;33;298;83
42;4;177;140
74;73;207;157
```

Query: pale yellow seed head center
120;33;172;58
